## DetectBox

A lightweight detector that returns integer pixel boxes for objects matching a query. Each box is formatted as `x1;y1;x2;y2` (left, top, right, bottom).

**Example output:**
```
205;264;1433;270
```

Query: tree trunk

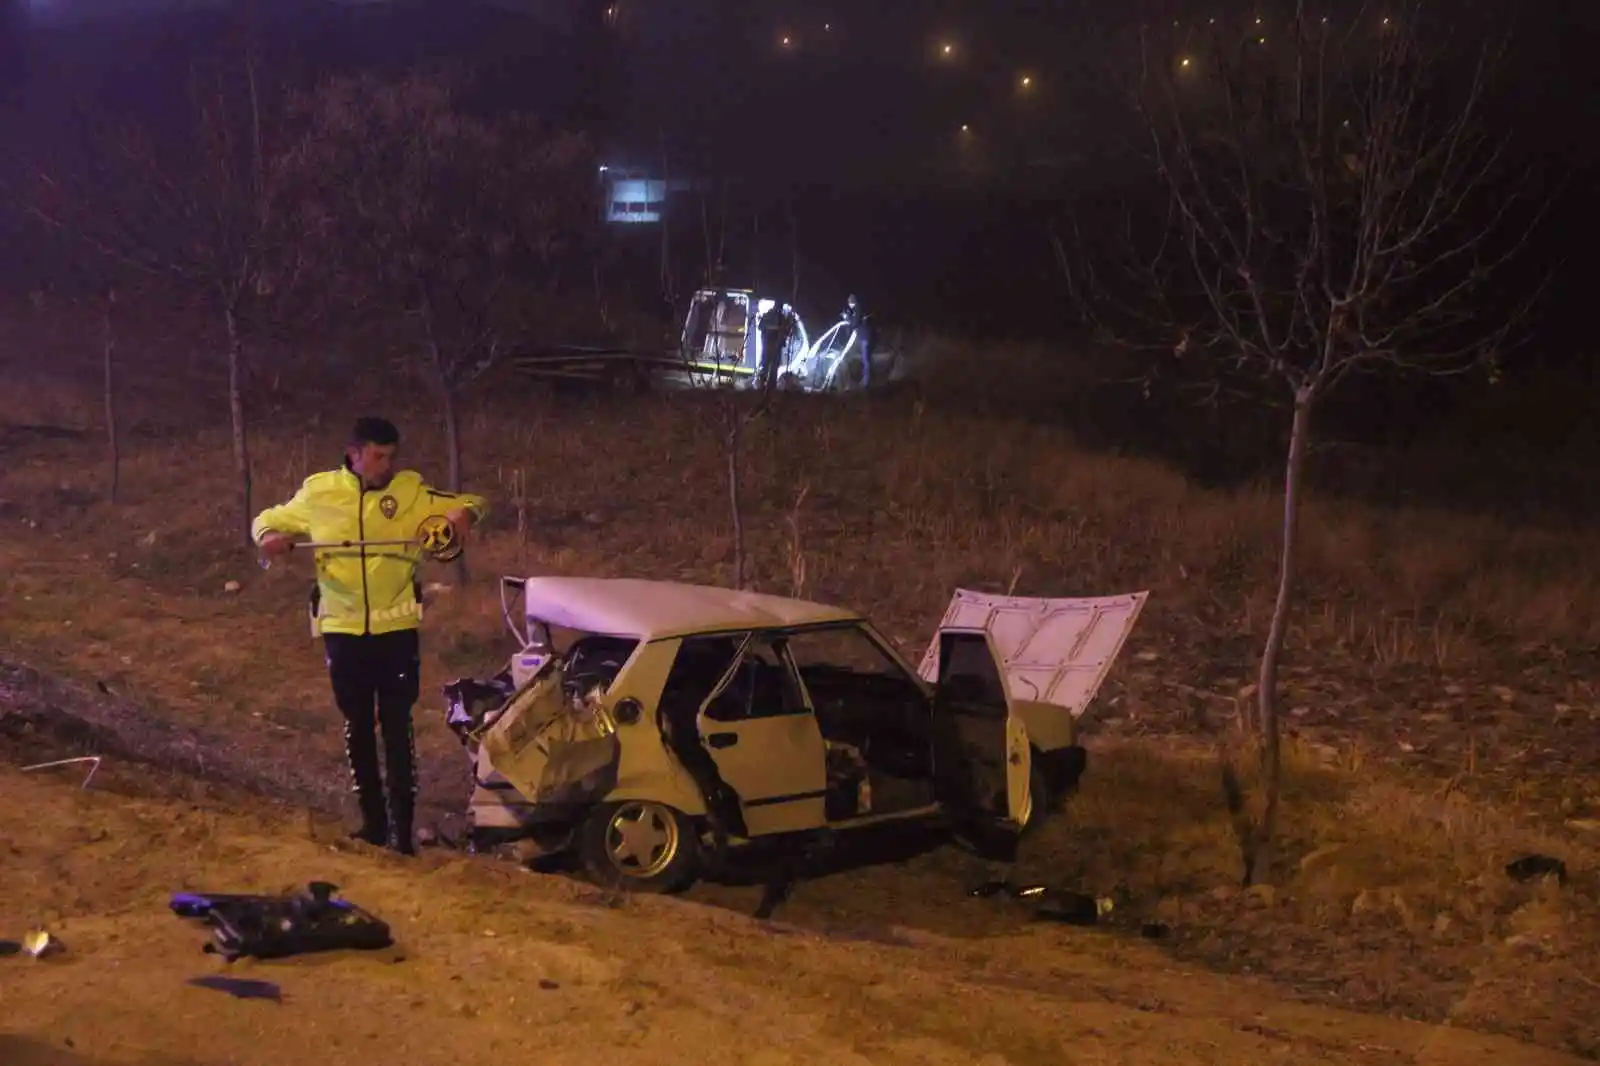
1247;389;1313;886
225;303;252;546
438;376;471;586
725;400;747;589
787;198;800;303
102;290;119;505
441;381;463;493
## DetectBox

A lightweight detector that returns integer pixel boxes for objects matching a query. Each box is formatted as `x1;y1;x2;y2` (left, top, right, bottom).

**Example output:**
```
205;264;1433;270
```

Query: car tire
578;800;702;894
1018;757;1052;838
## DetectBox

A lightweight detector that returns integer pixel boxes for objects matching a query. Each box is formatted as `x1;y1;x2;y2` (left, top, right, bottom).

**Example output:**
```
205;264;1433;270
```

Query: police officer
757;300;796;392
842;294;874;388
252;417;489;855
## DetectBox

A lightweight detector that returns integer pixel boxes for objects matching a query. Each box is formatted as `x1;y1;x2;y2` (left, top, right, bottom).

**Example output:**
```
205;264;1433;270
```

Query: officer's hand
445;508;474;544
258;533;295;558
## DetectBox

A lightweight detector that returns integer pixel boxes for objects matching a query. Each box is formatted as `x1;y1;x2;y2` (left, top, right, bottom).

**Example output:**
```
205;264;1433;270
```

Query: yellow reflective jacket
251;465;489;637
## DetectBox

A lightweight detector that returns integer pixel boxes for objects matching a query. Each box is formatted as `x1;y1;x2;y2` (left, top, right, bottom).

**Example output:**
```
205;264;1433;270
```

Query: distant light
1255;16;1263;24
960;124;970;132
1019;73;1033;88
599;165;609;172
1381;16;1390;24
1180;57;1192;67
824;22;831;31
781;35;792;47
1258;36;1266;43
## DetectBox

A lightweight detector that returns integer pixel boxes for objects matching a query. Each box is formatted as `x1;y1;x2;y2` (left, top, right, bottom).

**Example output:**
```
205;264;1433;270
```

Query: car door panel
698;650;828;836
931;628;1031;832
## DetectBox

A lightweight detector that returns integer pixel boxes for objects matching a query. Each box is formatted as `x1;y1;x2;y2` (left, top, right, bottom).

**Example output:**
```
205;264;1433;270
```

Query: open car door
918;589;1148;739
693;635;828;837
930;629;1031;837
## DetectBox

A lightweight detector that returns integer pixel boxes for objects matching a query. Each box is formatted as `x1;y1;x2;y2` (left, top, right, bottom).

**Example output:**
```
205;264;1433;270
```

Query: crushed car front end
442;599;646;855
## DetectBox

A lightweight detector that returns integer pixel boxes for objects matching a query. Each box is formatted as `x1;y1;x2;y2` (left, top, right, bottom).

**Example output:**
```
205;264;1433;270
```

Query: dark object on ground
187;975;284;1002
965;879;1047;900
1030;890;1104;926
1505;855;1569;885
0;939;18;957
170;881;393;962
1141;922;1171;939
965;879;1104;924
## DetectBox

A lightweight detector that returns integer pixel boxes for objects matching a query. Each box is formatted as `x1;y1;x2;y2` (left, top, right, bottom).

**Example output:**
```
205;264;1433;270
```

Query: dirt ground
0;764;1589;1066
3;310;1600;1061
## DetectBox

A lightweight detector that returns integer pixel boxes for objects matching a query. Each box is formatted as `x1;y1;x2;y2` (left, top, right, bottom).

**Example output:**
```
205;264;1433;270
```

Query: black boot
349;787;389;846
389;793;416;856
387;757;417;856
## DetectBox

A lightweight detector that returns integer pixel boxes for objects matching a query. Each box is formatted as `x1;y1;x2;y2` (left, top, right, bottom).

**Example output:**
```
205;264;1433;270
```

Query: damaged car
443;576;1147;893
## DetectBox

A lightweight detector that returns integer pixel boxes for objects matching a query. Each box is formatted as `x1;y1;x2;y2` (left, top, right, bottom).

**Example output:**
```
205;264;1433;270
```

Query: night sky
1;0;1595;342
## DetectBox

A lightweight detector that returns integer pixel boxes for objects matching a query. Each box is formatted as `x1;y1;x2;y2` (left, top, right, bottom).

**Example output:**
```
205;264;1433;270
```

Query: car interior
561;635;640;702
778;634;940;821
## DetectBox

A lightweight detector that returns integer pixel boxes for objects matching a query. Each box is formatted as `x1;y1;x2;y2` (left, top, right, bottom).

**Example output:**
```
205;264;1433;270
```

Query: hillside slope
0;767;1588;1066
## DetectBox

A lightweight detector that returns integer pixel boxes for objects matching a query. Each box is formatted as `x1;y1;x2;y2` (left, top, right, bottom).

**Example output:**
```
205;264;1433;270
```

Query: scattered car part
169;881;393;962
20;755;102;789
1031;891;1115;926
20;930;64;958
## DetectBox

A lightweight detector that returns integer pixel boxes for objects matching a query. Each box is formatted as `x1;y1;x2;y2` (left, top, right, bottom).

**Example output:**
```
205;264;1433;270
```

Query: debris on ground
170;881;394;962
1506;855;1569;885
966;880;1116;926
19;930;65;959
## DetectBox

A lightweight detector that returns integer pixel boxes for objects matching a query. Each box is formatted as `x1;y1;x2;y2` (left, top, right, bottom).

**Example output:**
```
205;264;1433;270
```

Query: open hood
916;588;1149;719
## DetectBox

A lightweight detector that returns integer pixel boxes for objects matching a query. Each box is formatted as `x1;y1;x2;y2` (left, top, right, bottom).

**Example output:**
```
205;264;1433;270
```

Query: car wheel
578;800;702;894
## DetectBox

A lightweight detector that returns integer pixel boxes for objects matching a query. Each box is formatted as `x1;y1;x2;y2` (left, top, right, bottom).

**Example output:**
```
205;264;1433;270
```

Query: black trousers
323;629;421;850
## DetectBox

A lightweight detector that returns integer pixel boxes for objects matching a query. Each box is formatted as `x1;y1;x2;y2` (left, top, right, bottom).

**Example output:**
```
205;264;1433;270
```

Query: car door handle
706;732;738;749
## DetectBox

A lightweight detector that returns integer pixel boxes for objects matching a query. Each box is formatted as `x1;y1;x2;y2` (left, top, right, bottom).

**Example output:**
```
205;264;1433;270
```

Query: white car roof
519;576;862;641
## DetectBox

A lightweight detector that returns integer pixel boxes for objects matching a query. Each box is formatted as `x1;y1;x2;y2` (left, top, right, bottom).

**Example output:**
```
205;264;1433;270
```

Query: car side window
784;625;926;705
703;637;806;722
937;631;1008;716
662;636;745;727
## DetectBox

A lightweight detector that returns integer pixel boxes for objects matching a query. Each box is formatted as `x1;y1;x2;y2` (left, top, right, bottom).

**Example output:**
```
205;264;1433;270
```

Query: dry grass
6;765;1592;1066
3;303;1600;1056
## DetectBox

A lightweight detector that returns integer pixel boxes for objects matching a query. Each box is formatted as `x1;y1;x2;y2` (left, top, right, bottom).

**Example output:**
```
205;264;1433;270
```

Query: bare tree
101;285;119;504
1061;1;1548;884
281;67;591;494
27;50;289;543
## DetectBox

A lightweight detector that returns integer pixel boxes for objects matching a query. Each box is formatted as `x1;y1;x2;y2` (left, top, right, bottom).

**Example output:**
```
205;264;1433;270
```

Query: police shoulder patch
379;494;398;519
